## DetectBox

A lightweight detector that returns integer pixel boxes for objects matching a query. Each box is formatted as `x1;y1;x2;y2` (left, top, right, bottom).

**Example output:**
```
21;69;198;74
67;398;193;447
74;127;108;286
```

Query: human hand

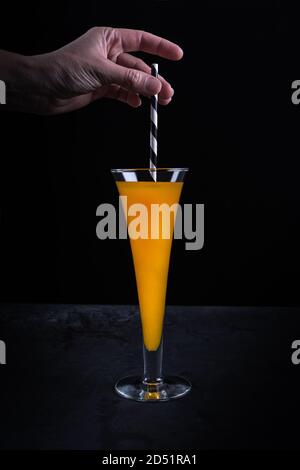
1;27;183;115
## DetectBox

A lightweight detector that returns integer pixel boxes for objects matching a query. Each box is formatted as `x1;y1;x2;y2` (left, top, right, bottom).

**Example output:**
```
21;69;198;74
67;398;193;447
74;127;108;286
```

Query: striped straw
150;63;158;181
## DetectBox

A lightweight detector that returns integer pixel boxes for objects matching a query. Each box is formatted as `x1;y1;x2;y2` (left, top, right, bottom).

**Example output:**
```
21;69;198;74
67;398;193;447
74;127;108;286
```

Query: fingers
47;93;96;114
102;59;162;97
116;53;174;104
99;85;141;107
116;29;183;61
48;85;142;114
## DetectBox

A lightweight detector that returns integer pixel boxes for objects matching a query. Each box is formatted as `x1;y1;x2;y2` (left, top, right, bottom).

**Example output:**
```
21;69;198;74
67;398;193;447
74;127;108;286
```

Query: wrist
0;52;30;92
0;51;53;98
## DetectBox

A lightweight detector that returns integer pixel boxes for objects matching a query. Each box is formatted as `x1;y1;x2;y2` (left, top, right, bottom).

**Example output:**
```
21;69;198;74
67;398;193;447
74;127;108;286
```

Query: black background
0;0;299;307
2;0;300;454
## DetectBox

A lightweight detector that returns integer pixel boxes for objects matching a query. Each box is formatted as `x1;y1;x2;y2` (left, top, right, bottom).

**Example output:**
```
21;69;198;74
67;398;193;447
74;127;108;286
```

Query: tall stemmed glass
112;168;191;401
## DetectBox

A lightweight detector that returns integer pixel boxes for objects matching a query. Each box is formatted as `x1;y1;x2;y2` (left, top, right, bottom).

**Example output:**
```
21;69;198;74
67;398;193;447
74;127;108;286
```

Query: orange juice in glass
112;168;190;401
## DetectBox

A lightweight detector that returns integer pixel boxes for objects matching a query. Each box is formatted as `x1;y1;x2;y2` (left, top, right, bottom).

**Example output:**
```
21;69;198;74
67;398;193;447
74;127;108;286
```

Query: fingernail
170;87;175;97
146;77;162;95
177;47;184;59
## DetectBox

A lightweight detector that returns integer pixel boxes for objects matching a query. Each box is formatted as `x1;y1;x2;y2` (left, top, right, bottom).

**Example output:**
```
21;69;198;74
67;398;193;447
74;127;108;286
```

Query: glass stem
143;338;163;386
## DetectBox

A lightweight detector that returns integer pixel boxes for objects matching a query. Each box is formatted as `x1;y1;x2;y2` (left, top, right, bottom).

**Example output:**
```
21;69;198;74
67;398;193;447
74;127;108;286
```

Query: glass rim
111;168;189;173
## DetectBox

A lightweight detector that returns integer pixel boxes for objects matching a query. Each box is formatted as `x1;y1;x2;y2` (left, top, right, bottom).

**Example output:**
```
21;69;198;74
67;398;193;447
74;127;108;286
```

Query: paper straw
150;63;158;181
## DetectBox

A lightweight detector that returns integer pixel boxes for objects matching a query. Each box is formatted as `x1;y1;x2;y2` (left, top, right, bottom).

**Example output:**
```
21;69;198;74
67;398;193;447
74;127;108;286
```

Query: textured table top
0;303;300;450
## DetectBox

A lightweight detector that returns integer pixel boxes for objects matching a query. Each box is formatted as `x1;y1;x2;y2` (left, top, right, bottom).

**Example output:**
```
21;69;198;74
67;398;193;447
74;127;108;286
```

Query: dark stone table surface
0;303;300;450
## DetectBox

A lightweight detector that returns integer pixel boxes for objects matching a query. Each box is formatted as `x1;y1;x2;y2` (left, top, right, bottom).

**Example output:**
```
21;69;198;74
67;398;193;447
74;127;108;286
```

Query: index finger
117;29;183;60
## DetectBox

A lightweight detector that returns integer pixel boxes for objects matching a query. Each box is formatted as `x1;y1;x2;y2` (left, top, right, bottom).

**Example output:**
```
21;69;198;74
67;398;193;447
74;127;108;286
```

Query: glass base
115;376;191;402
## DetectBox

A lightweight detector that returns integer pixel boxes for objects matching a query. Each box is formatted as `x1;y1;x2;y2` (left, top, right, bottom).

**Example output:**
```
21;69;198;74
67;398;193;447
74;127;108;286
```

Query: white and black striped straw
150;63;158;181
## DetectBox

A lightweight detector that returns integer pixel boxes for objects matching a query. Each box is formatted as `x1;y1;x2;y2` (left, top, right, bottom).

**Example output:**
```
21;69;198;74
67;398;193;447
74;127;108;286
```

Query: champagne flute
112;168;191;402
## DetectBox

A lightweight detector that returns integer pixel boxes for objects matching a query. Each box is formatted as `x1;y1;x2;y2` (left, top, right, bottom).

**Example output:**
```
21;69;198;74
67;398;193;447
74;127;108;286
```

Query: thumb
101;60;162;96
